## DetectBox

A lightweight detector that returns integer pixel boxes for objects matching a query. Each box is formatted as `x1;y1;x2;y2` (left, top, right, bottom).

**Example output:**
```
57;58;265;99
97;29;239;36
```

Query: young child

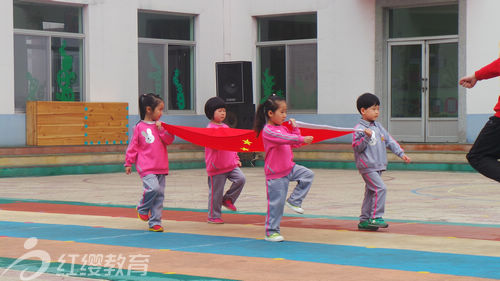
352;93;411;231
125;93;175;232
203;97;246;224
254;94;314;242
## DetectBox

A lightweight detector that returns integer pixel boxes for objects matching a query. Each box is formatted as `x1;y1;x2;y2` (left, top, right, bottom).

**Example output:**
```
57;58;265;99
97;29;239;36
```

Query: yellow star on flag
242;139;252;146
240;147;249;152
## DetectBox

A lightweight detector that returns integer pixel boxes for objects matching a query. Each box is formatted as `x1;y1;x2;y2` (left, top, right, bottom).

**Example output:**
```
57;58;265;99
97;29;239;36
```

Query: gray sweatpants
360;171;387;221
137;174;166;228
265;164;314;236
207;167;245;219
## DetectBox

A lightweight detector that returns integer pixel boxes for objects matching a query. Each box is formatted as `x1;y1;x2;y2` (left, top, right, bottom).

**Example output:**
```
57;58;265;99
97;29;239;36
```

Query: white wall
317;0;375;114
0;1;14;114
465;0;500;114
86;0;138;112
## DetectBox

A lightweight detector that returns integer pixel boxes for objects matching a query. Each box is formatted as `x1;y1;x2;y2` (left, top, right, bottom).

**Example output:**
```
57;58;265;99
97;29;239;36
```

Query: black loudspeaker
224;103;255;129
216;61;253;104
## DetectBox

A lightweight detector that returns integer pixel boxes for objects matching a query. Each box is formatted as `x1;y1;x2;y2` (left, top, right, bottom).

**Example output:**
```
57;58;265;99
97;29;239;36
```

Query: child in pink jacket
125;93;174;232
254;94;314;242
203;97;246;224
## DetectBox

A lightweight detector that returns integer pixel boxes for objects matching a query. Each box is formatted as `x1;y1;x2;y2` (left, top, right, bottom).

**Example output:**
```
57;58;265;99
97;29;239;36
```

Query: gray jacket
352;119;405;174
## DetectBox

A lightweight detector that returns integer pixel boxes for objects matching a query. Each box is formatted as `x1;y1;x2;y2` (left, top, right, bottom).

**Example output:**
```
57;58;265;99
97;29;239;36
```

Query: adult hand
459;74;478;89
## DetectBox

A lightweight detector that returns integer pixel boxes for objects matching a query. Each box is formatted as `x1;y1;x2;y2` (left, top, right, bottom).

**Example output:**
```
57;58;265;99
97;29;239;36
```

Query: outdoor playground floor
0;168;499;280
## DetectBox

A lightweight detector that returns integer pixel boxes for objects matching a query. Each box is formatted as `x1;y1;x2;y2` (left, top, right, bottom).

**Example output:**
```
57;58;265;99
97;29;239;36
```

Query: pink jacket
205;122;240;176
125;121;175;178
262;124;304;180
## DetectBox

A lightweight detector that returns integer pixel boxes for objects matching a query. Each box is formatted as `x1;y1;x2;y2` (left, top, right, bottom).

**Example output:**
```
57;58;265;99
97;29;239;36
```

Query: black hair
356;92;380;113
139;93;163;120
204;97;226;120
254;94;286;136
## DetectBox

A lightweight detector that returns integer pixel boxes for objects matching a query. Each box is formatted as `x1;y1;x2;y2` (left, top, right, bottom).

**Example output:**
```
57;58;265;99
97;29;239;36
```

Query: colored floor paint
1;200;499;241
1;221;499;280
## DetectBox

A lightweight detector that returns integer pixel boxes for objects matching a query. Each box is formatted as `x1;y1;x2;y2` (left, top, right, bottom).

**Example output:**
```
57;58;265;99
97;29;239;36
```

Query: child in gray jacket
352;93;411;231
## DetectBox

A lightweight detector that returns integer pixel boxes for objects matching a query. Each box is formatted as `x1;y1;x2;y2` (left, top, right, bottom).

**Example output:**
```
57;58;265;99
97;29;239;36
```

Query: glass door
426;40;458;142
388;42;425;142
388;39;458;142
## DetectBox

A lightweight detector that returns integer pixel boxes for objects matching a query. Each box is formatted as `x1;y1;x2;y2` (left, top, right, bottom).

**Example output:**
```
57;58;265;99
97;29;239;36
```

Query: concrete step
0;143;474;177
292;143;471;164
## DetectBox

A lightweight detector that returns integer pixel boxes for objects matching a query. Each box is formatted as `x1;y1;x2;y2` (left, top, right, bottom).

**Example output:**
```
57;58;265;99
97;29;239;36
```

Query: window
138;12;195;112
13;0;84;112
389;5;458;38
257;14;317;112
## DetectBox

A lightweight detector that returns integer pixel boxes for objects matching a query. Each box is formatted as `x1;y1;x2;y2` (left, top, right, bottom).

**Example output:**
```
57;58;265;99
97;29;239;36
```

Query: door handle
421;77;428;92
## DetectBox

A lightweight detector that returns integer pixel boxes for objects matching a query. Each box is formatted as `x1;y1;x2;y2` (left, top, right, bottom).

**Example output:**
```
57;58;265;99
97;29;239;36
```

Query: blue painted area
466;114;491;143
1;221;499;279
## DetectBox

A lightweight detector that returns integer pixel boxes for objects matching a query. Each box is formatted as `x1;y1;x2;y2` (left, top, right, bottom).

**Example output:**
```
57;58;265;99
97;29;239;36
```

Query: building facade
1;0;499;146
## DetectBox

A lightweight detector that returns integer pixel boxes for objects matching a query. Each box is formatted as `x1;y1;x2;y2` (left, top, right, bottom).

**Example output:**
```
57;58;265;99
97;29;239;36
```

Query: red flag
162;121;356;152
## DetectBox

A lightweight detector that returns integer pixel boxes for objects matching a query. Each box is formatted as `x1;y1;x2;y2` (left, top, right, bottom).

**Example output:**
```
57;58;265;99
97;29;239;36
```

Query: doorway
388;39;458;142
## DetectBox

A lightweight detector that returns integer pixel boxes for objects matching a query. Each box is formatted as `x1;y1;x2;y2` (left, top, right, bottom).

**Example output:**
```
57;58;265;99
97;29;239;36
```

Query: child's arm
288;119;313;147
124;127;139;174
156;121;175;145
380;125;410;162
263;125;305;146
352;127;369;153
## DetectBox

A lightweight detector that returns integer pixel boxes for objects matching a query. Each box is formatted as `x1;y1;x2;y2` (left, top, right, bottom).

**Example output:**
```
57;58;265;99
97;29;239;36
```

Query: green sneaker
369;218;389;228
265;233;284;242
285;200;304;214
358;220;379;231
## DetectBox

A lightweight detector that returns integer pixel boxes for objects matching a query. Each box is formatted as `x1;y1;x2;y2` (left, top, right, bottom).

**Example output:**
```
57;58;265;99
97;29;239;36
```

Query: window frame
13;2;85;113
138;11;196;114
256;15;318;113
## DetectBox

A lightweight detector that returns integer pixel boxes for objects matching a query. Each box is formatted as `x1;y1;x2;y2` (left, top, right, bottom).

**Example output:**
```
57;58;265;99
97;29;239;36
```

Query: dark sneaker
222;199;237;211
369;218;389;228
148;225;164;232
358;220;379;231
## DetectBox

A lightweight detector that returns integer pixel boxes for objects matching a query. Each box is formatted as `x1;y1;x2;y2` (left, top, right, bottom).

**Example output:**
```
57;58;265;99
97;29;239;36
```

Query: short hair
204;97;226;120
356;93;380;113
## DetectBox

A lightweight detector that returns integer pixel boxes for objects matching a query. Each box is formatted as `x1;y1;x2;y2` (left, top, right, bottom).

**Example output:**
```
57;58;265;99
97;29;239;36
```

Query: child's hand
364;128;373;137
125;166;132;174
289;118;297;127
303;136;313;144
402;154;411;163
156;121;162;130
237;160;242;167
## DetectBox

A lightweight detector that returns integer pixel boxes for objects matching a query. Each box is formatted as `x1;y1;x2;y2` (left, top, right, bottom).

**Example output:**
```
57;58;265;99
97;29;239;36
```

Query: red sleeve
475;58;500;80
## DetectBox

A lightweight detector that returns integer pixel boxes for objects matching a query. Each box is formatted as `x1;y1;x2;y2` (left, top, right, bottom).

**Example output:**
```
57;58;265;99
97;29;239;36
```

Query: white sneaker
285;201;304;214
265;233;284;242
